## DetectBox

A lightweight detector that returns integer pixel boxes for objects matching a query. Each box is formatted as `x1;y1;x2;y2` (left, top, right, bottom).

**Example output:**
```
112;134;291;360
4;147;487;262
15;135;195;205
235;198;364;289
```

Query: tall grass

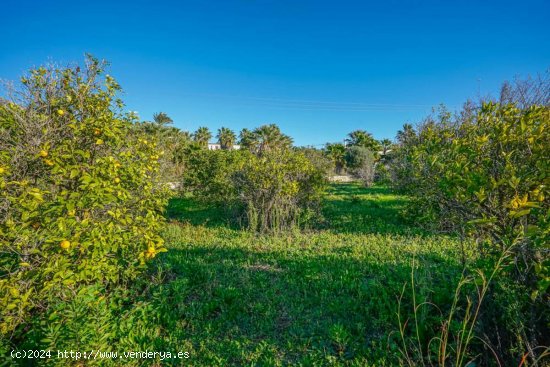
397;242;549;366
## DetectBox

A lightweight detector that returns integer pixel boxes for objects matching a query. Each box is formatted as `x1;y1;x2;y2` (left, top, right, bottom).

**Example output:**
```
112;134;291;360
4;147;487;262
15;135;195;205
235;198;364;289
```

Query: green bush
183;148;326;232
374;162;391;185
390;101;550;360
345;146;375;186
132;116;193;183
0;57;168;342
295;147;333;177
393;103;548;246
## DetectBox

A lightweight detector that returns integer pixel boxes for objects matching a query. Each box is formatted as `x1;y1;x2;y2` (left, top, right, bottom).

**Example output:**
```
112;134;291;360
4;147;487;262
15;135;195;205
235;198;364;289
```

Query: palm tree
217;127;237;150
396;123;416;145
193;126;212;147
254;124;293;153
153;112;173;126
380;138;393;155
325;143;346;174
239;128;258;151
345;130;380;152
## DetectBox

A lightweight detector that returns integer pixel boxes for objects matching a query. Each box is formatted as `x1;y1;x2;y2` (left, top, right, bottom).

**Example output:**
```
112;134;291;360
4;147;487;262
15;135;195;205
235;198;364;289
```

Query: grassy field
140;183;475;366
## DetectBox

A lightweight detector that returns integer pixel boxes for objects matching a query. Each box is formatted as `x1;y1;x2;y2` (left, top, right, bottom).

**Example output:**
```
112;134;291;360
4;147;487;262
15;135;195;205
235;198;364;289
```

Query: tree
217;127;237;150
396;123;416;146
345;146;375;186
388;99;549;362
253;124;293;153
183;149;325;232
296;147;333;176
157;127;192;179
193;126;212;147
325;143;347;174
239;128;258;150
345;130;381;152
0;56;168;339
379;138;393;155
152;112;173;126
238;124;293;154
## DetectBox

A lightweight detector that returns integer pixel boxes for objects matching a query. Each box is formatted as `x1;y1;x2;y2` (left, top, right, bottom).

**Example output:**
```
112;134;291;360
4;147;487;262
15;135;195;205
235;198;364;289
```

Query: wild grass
134;183;478;365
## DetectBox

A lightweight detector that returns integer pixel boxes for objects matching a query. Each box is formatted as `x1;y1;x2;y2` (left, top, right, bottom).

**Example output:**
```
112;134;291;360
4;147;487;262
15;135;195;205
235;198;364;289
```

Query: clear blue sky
1;0;548;146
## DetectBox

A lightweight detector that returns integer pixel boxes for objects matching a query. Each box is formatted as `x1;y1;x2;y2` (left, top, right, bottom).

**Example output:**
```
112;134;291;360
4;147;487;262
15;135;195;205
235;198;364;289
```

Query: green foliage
216;127;237;150
324;130;386;177
152;111;173;126
157;184;470;366
133;116;193;182
321;183;416;235
324;143;347;174
2;57;546;366
193;126;212;147
238;128;257;150
345;129;381;153
345;146;375;186
374;162;391;185
183;148;326;232
295;146;334;177
392;102;549;246
379;138;393;155
238;124;293;154
0;57;168;341
390;101;550;362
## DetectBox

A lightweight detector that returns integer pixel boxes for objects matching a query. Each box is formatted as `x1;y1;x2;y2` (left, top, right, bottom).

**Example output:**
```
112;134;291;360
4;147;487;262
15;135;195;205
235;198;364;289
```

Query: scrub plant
183;148;326;232
390;100;550;364
0;56;168;345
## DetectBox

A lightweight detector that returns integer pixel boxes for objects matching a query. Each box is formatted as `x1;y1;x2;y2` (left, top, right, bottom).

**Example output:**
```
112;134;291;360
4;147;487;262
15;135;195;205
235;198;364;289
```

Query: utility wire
177;91;454;111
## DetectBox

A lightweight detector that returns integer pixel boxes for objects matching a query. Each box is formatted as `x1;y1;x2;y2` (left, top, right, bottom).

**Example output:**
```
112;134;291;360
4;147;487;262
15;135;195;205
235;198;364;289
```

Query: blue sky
1;0;548;146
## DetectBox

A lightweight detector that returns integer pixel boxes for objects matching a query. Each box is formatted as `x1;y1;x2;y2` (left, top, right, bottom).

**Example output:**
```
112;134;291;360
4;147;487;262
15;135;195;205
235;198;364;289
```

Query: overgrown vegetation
1;57;548;366
183;148;326;232
152;183;473;366
345;146;376;186
387;80;549;363
0;57;168;358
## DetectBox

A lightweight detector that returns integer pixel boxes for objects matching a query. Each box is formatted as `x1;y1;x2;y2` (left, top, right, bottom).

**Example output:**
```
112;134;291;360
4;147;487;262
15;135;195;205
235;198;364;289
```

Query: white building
207;143;241;151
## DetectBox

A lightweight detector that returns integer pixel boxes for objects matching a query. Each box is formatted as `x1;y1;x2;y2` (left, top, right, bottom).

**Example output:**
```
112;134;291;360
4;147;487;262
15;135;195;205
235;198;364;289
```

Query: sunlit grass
143;183;475;365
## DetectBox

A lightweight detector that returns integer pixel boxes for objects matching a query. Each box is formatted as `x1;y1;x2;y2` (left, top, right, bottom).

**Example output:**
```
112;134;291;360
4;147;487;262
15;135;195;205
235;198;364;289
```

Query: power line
177;91;454;111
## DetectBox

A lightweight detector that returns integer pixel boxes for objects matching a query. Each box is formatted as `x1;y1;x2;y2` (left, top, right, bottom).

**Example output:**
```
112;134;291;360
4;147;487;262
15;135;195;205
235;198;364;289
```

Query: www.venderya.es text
11;349;190;361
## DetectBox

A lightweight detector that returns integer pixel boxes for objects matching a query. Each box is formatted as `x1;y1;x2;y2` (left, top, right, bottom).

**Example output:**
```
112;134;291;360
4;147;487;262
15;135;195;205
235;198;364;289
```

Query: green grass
139;183;475;366
321;183;419;235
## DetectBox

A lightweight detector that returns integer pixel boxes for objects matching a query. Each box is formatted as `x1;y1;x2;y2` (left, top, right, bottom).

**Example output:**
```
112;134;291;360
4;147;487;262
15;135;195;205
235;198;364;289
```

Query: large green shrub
393;103;548;245
0;57;168;340
183;148;326;232
390;101;550;359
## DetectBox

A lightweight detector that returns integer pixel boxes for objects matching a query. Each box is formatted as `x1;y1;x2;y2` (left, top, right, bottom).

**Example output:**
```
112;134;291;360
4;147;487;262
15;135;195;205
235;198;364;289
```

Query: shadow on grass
143;242;463;366
167;183;422;236
166;195;238;229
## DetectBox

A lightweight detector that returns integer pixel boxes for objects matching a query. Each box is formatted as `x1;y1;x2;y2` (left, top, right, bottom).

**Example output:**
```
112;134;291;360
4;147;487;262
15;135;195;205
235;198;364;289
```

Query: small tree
0;56;168;338
183;148;326;232
345;146;375;186
296;147;333;177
